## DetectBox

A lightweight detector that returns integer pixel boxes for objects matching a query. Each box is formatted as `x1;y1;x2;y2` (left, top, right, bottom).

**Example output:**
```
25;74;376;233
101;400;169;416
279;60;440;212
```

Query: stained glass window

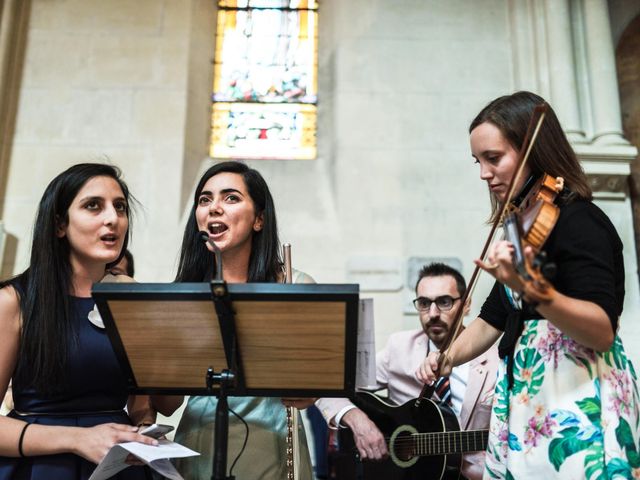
210;0;318;160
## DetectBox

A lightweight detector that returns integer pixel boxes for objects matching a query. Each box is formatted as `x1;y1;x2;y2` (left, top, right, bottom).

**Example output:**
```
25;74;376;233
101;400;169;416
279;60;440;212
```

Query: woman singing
169;161;314;479
0;163;157;480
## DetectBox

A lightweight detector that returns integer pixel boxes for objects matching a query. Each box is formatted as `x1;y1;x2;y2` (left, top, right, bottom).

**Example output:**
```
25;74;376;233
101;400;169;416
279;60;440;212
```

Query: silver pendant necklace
87;305;105;329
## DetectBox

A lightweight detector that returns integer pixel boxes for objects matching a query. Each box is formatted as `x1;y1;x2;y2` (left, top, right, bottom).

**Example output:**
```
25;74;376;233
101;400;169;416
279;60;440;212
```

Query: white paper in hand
88;439;199;480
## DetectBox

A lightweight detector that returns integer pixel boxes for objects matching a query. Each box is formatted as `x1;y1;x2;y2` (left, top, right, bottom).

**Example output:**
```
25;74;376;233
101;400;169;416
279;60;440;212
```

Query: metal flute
283;243;299;480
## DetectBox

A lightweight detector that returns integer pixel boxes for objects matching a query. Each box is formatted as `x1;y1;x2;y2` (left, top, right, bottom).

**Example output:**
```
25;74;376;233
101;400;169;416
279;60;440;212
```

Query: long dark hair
469;91;592;223
175;161;282;283
1;163;132;393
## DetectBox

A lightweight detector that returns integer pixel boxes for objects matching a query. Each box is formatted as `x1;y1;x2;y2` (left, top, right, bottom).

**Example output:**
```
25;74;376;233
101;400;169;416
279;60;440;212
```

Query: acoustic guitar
329;391;488;480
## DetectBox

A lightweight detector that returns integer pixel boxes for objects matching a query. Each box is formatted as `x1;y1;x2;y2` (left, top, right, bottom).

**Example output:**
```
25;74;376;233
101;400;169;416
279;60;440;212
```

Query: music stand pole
209;278;240;480
208;367;234;480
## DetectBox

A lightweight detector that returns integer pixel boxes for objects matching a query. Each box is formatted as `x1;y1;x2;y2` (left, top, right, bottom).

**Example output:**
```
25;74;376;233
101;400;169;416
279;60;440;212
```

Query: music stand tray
92;282;359;399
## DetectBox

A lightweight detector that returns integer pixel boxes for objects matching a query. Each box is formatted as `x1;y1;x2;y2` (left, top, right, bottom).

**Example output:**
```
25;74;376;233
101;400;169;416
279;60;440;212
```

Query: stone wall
1;0;638;367
2;0;214;283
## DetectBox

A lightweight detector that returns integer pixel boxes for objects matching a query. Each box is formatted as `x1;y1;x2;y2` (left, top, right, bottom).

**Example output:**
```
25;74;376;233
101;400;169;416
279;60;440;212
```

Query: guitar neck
412;429;488;456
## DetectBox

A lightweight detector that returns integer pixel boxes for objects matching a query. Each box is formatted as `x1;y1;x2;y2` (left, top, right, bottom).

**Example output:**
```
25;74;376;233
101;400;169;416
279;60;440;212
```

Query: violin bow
417;103;548;401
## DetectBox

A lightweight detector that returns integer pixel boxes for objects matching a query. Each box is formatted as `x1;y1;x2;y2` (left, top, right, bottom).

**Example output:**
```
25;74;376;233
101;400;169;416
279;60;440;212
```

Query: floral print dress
484;295;640;479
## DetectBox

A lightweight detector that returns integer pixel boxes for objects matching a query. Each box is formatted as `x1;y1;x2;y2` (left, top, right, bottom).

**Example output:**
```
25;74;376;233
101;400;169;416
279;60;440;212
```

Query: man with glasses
316;262;498;480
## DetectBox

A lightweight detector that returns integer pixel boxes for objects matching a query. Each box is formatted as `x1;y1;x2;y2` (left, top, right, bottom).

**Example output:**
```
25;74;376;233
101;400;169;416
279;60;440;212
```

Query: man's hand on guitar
341;408;388;460
416;351;452;384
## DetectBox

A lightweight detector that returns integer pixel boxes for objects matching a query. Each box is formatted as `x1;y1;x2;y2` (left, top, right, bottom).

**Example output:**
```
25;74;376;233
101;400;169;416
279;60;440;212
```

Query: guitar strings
383;430;489;447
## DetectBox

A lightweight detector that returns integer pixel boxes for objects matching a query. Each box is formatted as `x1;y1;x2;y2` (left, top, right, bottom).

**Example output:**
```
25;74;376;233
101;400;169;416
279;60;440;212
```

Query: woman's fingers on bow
416;352;440;384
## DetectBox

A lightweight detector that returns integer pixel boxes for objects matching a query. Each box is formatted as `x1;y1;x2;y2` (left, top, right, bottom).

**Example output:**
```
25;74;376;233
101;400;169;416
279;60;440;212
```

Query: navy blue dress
0;297;148;480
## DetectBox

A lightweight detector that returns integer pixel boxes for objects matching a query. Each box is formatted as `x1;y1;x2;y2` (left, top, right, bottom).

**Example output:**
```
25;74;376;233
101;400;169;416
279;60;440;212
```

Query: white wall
2;0;207;282
2;0;638;366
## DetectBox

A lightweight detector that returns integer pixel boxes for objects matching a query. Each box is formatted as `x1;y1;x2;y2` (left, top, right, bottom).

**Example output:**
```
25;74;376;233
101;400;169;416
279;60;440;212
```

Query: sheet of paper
89;439;199;480
355;298;377;390
88;446;130;480
143;458;183;480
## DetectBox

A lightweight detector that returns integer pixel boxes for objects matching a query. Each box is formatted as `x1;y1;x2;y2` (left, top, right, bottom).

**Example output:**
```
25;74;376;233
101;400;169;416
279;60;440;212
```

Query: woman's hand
281;398;317;410
416;351;452;384
475;240;525;292
72;423;158;464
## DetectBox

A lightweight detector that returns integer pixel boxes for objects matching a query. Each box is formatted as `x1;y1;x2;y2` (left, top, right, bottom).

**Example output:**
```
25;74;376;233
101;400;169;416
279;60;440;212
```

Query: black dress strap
497;286;525;391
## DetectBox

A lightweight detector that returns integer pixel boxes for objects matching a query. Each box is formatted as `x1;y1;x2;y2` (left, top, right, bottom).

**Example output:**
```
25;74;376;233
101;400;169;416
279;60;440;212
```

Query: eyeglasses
412;295;461;312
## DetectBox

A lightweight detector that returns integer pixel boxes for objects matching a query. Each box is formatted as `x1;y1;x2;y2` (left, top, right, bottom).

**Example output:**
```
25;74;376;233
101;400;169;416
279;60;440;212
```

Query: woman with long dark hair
0;163;157;479
418;92;639;479
171;161;314;479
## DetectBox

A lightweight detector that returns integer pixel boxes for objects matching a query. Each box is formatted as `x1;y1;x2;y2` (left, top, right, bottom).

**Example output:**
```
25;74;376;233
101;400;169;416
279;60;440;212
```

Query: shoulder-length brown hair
469;91;591;223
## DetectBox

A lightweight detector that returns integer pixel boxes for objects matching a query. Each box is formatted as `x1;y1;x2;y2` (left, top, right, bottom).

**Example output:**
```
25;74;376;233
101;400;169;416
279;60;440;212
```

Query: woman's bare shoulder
0;285;21;332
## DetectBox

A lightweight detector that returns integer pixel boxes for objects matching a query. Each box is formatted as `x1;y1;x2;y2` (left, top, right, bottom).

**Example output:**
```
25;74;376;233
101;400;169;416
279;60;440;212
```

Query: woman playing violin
418;91;639;479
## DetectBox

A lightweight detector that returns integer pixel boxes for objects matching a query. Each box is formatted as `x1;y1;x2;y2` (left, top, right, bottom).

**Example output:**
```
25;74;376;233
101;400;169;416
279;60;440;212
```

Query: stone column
544;0;585;142
0;0;31;215
0;221;5;269
581;0;627;145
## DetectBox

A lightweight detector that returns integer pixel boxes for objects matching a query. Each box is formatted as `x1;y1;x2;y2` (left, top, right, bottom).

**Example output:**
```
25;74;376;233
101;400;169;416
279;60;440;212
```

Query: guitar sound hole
389;424;419;468
394;431;414;461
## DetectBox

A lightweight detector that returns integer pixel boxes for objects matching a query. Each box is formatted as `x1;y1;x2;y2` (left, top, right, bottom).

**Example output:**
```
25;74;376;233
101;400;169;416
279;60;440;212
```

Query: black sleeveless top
1;297;147;480
13;297;129;413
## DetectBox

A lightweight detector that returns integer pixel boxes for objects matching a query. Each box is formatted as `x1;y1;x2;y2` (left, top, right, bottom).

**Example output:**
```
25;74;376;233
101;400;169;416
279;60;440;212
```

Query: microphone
199;231;223;282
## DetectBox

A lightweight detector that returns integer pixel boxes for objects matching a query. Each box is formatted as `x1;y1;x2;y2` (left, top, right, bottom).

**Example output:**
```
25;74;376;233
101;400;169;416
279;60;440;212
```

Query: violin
503;173;565;303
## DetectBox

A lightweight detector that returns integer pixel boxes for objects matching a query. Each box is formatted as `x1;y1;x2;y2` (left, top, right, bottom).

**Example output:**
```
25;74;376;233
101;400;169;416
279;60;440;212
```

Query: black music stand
92;281;359;480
